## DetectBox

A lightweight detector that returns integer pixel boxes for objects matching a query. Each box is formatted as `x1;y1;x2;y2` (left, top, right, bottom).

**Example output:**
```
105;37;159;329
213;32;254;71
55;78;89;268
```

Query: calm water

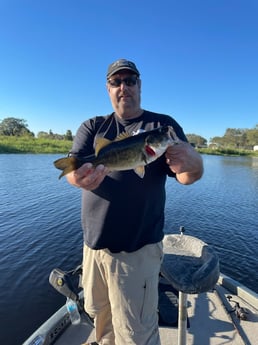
0;154;257;345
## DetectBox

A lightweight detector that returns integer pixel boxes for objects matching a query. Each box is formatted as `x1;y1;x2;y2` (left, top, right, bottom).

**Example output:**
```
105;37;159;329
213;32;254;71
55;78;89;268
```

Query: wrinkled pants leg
82;243;163;345
82;245;115;345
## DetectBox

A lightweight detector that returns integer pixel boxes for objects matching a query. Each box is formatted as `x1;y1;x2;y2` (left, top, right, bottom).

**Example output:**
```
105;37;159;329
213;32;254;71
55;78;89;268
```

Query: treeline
0;117;73;140
181;127;258;150
209;127;258;150
37;129;73;141
1;117;258;150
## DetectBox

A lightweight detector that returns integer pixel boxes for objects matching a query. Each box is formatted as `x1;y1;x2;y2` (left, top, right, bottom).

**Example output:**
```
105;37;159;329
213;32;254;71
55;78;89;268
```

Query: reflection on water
251;156;258;166
0;154;257;345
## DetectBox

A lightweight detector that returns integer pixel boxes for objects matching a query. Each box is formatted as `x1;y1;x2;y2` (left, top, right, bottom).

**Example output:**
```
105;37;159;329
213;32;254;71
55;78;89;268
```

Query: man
66;59;203;345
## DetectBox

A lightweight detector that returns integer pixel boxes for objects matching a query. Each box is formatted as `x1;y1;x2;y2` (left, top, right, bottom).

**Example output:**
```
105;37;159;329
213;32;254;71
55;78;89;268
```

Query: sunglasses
108;75;138;87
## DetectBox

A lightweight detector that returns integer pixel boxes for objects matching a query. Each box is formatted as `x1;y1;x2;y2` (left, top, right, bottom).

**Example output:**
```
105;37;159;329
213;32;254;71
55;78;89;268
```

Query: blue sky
0;0;257;141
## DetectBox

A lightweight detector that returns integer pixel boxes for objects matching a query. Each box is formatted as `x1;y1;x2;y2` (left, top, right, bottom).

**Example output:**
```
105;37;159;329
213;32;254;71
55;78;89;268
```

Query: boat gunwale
218;273;258;310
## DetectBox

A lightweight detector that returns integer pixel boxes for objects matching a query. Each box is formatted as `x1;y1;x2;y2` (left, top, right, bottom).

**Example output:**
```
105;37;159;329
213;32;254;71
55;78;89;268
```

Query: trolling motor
227;295;248;320
49;265;82;302
49;265;94;327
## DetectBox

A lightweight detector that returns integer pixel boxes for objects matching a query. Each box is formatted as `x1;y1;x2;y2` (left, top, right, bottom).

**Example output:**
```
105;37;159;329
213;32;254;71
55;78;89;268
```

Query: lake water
0;154;257;345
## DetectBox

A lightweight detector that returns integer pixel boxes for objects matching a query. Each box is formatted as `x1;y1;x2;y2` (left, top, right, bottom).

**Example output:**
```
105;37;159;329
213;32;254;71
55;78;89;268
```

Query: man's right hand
66;163;110;190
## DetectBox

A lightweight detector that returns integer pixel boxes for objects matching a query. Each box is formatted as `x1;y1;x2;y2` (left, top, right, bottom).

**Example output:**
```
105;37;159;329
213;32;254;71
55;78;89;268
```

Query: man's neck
115;108;144;120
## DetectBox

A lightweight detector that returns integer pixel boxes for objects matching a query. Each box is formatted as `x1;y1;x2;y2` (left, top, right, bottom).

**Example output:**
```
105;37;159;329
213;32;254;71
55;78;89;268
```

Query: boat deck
160;285;257;345
52;283;257;345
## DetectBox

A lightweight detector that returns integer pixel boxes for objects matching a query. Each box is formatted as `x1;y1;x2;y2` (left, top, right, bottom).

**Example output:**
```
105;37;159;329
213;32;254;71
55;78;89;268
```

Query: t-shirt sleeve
69;117;104;157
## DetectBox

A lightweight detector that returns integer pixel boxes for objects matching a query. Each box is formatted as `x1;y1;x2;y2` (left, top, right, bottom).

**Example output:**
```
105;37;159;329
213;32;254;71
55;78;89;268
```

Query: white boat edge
218;273;258;310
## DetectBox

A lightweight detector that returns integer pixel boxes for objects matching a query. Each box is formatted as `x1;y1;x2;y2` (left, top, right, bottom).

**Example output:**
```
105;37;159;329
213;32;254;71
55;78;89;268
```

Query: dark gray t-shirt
70;110;187;252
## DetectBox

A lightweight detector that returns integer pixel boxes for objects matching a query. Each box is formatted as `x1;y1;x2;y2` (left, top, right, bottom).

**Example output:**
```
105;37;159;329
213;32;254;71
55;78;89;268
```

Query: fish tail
54;156;79;179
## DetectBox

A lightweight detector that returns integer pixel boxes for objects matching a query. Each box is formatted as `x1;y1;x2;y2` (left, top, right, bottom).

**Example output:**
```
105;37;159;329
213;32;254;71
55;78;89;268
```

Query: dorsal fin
114;132;131;142
95;132;131;156
95;137;112;156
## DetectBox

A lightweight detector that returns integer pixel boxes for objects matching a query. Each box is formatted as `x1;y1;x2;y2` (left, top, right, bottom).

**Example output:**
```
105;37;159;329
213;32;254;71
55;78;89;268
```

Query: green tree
49;129;54;138
246;128;258;147
37;131;49;138
210;125;258;149
0;117;34;137
186;134;207;147
65;130;73;141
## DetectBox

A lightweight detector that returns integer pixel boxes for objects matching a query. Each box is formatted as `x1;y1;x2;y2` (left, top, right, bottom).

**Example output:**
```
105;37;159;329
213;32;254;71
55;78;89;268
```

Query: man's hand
66;163;110;190
165;142;203;185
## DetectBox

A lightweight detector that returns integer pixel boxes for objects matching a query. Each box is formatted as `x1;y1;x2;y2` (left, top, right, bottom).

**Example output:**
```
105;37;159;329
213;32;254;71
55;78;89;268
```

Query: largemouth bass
54;125;179;179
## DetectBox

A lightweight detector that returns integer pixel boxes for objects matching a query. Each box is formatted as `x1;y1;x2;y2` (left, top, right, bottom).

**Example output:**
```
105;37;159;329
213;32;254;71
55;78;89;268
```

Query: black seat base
158;276;190;328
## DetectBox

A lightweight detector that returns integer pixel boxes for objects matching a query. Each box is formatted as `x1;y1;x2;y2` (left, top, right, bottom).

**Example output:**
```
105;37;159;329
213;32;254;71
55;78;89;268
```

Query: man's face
106;70;141;118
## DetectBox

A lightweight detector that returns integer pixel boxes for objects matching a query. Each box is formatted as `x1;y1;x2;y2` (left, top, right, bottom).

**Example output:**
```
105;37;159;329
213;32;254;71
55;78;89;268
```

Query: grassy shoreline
0;136;72;154
197;147;258;157
1;136;258;157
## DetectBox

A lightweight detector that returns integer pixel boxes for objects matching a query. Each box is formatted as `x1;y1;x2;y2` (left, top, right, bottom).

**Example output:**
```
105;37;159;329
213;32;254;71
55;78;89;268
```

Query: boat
23;231;258;345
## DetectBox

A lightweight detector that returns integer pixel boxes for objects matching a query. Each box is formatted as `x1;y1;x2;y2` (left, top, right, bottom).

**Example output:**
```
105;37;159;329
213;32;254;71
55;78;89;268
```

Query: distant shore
0;136;72;154
197;147;258;157
0;136;258;157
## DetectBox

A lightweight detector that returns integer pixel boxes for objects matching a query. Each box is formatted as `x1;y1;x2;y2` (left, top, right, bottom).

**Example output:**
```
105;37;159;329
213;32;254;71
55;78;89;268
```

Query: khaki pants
82;242;163;345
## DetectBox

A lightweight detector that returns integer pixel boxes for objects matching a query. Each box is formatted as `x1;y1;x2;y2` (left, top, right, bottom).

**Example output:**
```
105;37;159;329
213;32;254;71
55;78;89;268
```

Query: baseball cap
107;59;140;79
